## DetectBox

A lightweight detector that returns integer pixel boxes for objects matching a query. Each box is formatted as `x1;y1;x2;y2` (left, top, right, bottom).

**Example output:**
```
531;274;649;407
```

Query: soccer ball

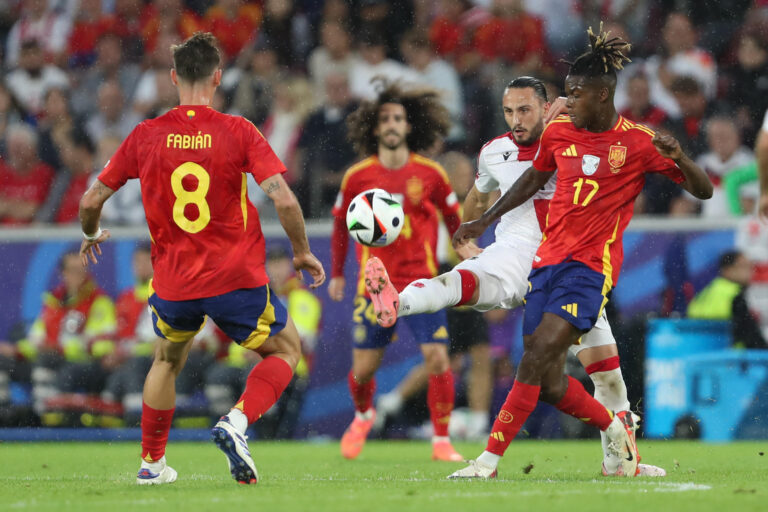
346;188;404;247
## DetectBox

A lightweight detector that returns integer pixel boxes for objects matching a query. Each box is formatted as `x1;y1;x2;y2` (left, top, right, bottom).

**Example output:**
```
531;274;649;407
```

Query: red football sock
235;356;294;424
554;376;613;430
486;380;539;456
427;370;454;436
141;402;174;462
348;370;375;413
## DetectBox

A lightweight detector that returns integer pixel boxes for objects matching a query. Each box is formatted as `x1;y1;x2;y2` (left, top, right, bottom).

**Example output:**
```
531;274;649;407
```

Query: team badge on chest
608;144;627;173
581;155;600;176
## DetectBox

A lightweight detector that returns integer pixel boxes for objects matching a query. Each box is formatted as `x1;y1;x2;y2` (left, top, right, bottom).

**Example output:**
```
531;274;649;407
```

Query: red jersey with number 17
98;105;286;301
532;115;685;287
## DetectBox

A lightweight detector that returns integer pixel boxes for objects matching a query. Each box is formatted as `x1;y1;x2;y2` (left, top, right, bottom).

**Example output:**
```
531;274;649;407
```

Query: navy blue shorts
351;295;449;349
523;261;610;335
148;283;288;350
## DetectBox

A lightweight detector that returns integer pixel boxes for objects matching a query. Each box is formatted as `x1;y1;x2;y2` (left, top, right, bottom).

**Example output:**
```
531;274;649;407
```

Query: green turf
1;440;766;512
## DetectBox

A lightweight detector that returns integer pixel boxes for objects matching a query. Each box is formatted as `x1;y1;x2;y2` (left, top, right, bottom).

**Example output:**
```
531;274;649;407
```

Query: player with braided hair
448;25;712;479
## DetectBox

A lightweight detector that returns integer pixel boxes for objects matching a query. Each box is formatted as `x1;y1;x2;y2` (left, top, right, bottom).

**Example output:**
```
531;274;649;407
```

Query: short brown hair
172;32;221;83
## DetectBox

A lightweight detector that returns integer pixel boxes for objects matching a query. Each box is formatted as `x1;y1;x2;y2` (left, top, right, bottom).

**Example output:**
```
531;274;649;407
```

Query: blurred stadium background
1;0;767;443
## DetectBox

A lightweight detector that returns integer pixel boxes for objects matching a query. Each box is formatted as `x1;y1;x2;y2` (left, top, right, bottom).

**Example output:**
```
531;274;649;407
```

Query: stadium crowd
0;0;767;222
1;0;768;432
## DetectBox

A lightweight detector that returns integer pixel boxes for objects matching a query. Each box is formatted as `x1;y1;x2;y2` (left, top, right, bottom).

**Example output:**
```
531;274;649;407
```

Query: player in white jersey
364;76;664;477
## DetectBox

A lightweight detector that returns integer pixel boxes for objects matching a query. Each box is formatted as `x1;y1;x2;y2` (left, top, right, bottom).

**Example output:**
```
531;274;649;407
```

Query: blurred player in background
448;26;712;478
78;32;325;485
329;79;464;461
367;76;665;476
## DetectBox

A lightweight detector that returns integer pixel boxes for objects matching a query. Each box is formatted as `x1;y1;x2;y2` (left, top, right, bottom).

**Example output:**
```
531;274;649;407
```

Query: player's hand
293;252;326;289
759;193;768;223
80;229;111;267
543;96;567;124
455;241;483;260
652;132;683;160
328;277;345;301
452;219;488;249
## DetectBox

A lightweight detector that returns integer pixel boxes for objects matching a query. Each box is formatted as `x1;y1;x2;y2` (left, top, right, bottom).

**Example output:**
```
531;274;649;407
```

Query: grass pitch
1;440;766;512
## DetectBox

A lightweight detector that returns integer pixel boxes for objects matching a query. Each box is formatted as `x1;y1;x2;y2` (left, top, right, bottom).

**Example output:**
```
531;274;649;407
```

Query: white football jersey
475;133;555;245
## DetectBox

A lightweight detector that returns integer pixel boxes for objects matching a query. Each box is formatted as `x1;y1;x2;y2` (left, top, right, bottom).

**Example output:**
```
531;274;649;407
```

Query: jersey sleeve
98;127;141;190
242;119;287;184
429;165;461;235
474;151;499;193
532;121;559;172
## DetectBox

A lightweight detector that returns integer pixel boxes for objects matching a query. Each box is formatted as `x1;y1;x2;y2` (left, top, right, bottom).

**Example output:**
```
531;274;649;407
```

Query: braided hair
567;23;631;81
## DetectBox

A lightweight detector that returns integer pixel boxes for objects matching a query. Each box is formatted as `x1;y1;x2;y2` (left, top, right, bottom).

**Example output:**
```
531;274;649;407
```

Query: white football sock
227;408;249;435
590;367;630;473
398;271;463;316
477;451;501;469
355;408;374;421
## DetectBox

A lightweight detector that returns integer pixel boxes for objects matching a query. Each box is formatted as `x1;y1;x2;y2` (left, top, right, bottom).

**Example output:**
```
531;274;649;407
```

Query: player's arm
261;174;325;289
652;133;713;200
78;180;115;267
756;127;768;220
454;185;496;260
452;166;552;248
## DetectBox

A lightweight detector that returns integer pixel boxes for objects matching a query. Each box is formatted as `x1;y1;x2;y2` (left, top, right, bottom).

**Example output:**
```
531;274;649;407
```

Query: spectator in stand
95;133;146;226
85;80;141;142
16;251;116;419
0;124;54;224
71;33;142;119
229;36;285;125
401;29;464;142
132;33;180;118
618;73;668;129
429;0;475;59
37;87;82;171
38;129;96;223
139;0;201;55
260;0;312;70
0;84;24;156
640;12;717;119
66;0;115;68
103;244;218;425
688;250;767;349
683;117;754;217
727;28;768;146
348;29;418;100
5;40;69;118
521;0;582;59
296;72;359;216
112;0;145;62
665;76;714;158
307;19;357;104
472;0;548;74
356;0;413;58
5;0;71;68
203;0;262;63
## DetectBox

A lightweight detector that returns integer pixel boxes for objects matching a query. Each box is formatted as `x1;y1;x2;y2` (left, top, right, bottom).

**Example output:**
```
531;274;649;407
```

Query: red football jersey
99;105;286;301
533;115;684;287
331;154;461;293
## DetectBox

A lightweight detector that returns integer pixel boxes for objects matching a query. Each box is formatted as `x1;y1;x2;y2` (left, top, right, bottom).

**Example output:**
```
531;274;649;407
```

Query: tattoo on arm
265;179;281;195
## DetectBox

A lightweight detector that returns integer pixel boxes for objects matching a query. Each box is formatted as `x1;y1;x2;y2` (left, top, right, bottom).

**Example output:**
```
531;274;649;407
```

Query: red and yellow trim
340;157;377;190
240;284;277;350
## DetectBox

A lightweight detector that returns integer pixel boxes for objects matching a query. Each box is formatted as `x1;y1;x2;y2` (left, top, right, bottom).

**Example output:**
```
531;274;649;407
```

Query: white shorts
454;239;617;352
454;240;535;312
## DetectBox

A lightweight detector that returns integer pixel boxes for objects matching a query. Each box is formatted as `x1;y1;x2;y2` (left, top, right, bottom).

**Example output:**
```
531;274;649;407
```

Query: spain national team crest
581;155;600;176
406;176;423;204
609;144;627;173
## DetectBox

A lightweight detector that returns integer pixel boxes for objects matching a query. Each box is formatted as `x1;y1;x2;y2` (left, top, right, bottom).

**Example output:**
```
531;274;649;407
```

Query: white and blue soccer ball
346;188;404;247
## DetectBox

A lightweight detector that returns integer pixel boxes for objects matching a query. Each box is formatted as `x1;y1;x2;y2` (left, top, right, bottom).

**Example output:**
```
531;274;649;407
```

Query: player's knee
538;379;567;405
421;344;449;374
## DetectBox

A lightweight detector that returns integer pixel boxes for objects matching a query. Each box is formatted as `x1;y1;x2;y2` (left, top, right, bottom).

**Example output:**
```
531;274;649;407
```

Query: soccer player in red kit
449;26;713;478
78;33;325;485
329;81;464;461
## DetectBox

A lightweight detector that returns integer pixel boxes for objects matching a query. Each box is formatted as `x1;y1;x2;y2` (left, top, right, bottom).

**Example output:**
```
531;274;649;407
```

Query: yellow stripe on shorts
240;285;277;350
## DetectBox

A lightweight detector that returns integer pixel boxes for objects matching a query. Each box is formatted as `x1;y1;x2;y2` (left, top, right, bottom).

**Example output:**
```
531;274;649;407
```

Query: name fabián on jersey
166;132;212;149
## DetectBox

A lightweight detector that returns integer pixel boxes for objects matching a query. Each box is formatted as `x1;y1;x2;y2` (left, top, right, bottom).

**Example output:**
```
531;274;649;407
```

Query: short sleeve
532;122;558;172
98;127;140;190
474;151;499;193
242;119;287;184
331;173;353;218
644;139;685;184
